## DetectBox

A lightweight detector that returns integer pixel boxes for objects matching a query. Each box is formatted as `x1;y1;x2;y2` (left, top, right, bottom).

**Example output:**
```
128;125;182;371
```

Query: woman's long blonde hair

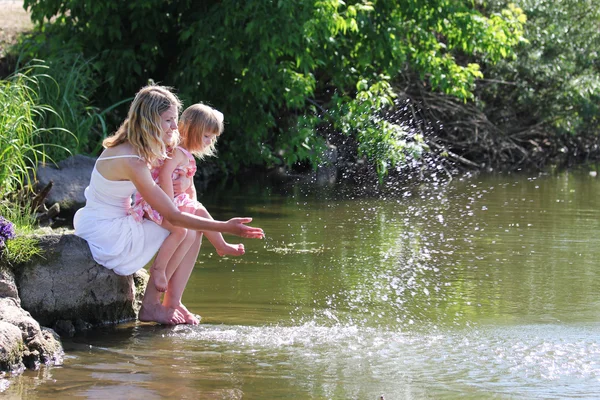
178;103;224;159
103;85;182;165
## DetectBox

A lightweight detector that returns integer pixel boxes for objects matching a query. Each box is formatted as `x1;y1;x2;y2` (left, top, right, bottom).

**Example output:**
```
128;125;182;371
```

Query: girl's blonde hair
103;85;182;164
178;103;224;159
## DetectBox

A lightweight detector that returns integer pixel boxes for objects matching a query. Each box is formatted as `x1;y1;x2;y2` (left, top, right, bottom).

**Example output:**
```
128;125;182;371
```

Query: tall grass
0;199;36;233
0;62;71;198
0;62;78;265
15;51;131;161
32;53;101;159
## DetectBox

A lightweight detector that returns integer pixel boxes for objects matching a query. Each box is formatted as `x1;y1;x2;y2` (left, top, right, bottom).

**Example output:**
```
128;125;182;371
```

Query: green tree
22;0;525;177
461;0;600;167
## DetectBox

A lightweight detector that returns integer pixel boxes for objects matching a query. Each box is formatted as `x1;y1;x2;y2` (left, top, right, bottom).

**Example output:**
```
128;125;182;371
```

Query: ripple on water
161;321;600;398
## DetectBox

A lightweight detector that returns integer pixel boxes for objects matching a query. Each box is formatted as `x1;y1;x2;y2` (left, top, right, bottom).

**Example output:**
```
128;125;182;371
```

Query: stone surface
15;233;139;327
0;265;19;303
0;230;150;374
0;297;62;371
316;144;339;185
0;320;24;373
35;154;95;213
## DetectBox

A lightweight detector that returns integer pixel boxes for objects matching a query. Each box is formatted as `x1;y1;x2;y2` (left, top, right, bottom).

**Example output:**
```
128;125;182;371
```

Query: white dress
73;155;169;275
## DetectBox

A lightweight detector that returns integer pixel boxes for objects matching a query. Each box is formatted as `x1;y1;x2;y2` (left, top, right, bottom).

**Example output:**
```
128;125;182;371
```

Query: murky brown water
3;169;600;399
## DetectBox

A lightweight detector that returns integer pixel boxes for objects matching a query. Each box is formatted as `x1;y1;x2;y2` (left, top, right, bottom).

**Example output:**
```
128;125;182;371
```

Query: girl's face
201;131;218;149
159;105;178;145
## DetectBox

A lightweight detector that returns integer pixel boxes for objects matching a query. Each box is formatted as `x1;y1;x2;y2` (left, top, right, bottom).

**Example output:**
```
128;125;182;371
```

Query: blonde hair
178;103;224;159
103;85;182;165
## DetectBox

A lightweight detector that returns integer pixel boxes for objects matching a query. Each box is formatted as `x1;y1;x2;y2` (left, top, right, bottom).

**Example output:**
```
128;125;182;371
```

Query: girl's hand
172;172;192;195
226;218;265;239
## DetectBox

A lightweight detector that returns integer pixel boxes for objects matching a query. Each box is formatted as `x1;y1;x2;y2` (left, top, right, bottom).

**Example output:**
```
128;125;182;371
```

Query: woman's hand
226;218;265;239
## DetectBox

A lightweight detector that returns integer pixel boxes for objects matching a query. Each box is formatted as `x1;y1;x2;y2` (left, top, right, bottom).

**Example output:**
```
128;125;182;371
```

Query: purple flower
0;216;16;248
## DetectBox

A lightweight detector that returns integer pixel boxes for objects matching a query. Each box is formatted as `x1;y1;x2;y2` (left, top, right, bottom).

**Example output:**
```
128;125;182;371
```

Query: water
3;170;600;399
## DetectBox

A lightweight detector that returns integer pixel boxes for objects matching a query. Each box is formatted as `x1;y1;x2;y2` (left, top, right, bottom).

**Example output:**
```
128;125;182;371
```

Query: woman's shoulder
101;142;133;156
100;144;144;162
96;145;148;181
100;144;147;167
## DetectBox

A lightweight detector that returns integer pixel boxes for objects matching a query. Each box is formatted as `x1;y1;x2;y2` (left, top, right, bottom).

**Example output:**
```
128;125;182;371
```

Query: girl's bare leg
139;229;196;325
193;206;245;257
149;220;186;292
163;231;203;325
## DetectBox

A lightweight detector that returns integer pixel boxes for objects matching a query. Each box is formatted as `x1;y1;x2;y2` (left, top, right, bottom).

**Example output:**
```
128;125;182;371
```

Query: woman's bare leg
149;220;186;292
139;228;196;325
163;231;203;324
139;286;185;325
193;206;245;257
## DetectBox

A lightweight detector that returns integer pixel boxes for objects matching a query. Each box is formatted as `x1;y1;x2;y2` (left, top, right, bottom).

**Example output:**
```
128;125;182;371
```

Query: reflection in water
3;171;600;399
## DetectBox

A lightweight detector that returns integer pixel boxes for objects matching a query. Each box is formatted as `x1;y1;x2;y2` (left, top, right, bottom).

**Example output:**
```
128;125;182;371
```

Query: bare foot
139;303;186;325
216;243;245;257
150;266;168;292
164;302;201;325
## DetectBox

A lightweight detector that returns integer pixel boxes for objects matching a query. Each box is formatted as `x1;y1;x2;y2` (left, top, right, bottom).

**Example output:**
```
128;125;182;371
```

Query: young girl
74;85;264;325
130;103;244;292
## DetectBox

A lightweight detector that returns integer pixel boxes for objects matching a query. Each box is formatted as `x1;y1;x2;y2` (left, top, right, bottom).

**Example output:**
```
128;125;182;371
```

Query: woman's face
159;105;178;145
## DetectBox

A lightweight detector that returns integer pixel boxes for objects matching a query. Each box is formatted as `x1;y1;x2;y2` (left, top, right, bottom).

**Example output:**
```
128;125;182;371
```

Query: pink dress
130;147;202;225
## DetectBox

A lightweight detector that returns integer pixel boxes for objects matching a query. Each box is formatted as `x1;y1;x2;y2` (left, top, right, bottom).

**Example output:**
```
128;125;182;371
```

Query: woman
74;85;264;325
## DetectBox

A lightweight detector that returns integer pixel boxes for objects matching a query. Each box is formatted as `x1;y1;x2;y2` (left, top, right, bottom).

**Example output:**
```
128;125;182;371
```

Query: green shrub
22;0;525;178
481;0;600;138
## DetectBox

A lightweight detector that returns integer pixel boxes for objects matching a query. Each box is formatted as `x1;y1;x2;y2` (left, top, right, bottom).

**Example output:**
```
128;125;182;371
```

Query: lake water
3;169;600;399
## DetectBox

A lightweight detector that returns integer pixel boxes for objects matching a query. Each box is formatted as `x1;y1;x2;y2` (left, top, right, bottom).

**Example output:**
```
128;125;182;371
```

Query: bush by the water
5;0;597;181
20;0;526;177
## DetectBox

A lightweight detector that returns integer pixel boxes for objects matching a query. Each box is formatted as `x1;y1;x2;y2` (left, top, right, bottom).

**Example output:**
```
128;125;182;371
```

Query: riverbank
0;229;151;375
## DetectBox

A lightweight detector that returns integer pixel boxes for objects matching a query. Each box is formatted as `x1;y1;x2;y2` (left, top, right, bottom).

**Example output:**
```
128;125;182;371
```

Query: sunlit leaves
22;0;526;177
483;0;599;137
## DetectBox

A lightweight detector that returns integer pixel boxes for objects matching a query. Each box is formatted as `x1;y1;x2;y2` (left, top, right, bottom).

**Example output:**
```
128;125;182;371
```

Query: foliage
22;0;525;178
14;38;130;160
1;236;42;266
0;62;71;197
480;0;599;138
0;189;42;266
0;213;40;266
0;199;37;233
24;53;98;158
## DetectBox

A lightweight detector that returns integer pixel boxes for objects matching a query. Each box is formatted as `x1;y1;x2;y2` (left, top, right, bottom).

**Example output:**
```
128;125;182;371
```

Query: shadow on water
4;169;600;399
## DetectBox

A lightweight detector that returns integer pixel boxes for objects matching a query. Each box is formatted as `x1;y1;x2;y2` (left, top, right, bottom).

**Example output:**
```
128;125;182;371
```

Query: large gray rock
0;230;149;374
0;320;25;373
35;154;95;213
0;265;19;303
14;233;141;328
0;297;62;371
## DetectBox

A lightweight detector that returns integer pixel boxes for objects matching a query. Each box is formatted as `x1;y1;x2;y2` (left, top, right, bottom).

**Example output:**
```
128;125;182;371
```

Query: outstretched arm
126;159;264;238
